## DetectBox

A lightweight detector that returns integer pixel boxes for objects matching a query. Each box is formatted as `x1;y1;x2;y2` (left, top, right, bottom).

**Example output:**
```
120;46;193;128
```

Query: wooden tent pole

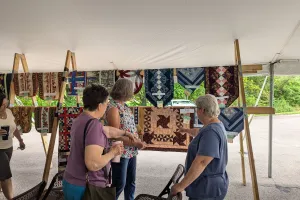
235;39;260;200
43;50;72;182
238;89;246;186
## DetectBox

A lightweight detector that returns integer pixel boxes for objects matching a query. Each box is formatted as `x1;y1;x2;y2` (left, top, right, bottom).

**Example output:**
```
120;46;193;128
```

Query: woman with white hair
171;94;228;200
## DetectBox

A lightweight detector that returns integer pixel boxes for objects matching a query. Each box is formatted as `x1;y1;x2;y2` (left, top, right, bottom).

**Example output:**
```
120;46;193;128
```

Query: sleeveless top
103;99;138;158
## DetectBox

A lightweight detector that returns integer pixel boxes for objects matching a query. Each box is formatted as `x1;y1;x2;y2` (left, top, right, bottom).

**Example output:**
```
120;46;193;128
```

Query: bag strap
83;118;111;185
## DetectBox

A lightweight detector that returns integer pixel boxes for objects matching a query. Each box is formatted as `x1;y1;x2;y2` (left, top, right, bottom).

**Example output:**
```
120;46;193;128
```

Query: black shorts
0;147;13;181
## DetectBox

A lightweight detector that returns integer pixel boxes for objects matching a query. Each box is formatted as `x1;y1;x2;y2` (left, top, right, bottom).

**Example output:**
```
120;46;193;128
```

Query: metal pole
269;64;275;178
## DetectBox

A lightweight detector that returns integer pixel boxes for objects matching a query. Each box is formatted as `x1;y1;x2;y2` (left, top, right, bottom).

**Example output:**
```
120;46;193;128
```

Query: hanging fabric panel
38;72;63;100
204;66;239;107
13;73;38;97
116;70;143;95
10;107;33;133
145;69;174;107
0;73;12;98
34;107;56;134
86;71;100;86
67;71;86;96
99;70;115;92
177;67;205;94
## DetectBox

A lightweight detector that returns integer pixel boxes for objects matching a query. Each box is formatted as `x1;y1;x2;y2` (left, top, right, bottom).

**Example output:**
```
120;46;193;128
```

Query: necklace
0;112;7;119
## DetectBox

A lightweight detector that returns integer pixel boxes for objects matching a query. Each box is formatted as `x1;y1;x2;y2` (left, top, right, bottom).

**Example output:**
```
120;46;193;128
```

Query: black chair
135;164;185;200
13;181;46;200
41;171;64;200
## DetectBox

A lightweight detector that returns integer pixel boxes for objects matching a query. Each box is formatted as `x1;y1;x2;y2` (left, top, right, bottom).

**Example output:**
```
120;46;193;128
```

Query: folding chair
135;164;185;200
41;171;64;200
13;181;46;200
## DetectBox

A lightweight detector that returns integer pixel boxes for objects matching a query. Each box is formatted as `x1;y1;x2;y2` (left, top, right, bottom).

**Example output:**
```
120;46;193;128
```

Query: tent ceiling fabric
0;0;300;73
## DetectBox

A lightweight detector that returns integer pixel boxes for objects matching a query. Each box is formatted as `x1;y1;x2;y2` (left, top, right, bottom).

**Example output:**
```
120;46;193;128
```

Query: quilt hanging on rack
34;107;56;134
10;107;33;133
140;107;193;152
0;73;12;98
204;66;239;107
38;72;63;100
177;67;205;94
145;69;174;107
116;70;143;94
99;70;115;92
193;107;244;142
67;71;86;96
13;73;38;97
58;107;83;171
86;71;100;86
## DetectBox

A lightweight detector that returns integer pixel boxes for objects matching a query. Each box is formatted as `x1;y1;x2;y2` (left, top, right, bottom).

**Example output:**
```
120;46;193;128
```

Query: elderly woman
0;93;25;199
171;94;228;200
103;78;145;200
63;84;135;200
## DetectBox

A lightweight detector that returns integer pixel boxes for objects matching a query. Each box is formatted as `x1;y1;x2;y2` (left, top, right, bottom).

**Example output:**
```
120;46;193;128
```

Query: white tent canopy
0;0;300;74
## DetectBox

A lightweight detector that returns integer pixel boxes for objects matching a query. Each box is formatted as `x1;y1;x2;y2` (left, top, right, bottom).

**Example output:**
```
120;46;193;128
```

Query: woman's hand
109;143;124;156
134;141;147;150
19;140;25;150
0;129;7;135
124;132;135;143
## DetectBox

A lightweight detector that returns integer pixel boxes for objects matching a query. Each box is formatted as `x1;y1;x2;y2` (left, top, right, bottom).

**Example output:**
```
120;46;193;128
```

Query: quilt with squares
193;107;244;141
38;72;63;100
205;66;239;107
116;70;143;95
58;107;83;171
140;107;193;152
68;71;86;96
34;107;56;134
145;69;174;107
86;71;100;86
99;70;115;92
177;67;205;94
13;73;38;97
10;107;33;133
0;73;12;98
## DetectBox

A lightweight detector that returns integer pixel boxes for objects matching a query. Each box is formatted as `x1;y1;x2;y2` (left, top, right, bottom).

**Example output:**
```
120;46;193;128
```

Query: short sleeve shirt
185;123;229;199
0;109;17;149
64;113;110;187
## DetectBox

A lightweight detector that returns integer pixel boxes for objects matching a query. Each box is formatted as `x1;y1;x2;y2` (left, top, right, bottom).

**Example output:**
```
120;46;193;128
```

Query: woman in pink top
63;84;134;200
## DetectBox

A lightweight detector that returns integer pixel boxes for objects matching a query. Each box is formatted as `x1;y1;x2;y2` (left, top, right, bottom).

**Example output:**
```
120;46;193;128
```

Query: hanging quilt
13;73;38;97
0;73;12;98
58;107;83;171
38;72;63;100
99;70;115;92
116;70;143;95
177;67;205;94
67;71;86;96
141;107;193;152
10;107;33;133
86;71;100;86
205;66;239;107
145;69;174;107
34;107;56;134
193;107;244;141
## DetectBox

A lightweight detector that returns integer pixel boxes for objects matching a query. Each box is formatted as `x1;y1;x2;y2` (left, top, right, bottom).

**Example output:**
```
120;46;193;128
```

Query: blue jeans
63;180;86;200
111;156;137;200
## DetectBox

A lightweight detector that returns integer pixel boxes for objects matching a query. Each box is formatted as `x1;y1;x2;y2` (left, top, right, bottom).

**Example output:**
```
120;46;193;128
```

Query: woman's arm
170;155;213;195
180;128;200;137
85;144;123;171
102;126;135;141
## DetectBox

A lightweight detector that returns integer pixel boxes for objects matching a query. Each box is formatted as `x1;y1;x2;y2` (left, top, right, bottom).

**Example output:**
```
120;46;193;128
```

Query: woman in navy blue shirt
171;94;228;200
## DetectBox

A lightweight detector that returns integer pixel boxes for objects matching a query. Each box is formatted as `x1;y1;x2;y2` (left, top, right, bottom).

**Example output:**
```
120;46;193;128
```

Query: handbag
82;118;116;200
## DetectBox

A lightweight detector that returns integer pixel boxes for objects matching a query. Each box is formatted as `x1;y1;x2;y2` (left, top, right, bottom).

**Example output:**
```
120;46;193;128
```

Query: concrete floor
1;115;300;200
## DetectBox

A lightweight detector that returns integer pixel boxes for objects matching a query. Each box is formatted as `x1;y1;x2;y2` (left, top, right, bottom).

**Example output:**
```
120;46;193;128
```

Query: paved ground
1;115;300;200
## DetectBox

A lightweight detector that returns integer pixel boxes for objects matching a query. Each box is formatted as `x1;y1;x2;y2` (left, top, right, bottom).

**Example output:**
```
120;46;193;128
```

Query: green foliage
17;76;300;114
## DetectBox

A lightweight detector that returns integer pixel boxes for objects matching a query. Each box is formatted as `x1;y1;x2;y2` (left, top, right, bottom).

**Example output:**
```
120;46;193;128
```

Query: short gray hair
195;94;220;118
110;78;134;101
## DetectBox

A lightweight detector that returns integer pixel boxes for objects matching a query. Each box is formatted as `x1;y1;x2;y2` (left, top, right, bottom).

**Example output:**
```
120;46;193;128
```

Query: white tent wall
0;0;300;72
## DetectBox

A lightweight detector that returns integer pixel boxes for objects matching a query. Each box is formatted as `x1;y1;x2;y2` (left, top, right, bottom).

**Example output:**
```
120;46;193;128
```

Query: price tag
157;101;163;108
183;115;191;124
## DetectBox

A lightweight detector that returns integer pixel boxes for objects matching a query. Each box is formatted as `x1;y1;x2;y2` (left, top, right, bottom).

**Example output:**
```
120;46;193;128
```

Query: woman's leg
124;156;136;200
1;179;13;200
0;148;13;199
111;158;129;199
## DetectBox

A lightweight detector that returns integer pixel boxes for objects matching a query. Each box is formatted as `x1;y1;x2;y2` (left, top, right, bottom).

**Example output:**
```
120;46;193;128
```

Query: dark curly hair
0;93;6;107
83;84;109;111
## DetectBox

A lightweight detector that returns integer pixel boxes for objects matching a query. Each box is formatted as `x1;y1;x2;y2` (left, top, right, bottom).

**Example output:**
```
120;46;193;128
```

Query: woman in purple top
63;84;135;200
